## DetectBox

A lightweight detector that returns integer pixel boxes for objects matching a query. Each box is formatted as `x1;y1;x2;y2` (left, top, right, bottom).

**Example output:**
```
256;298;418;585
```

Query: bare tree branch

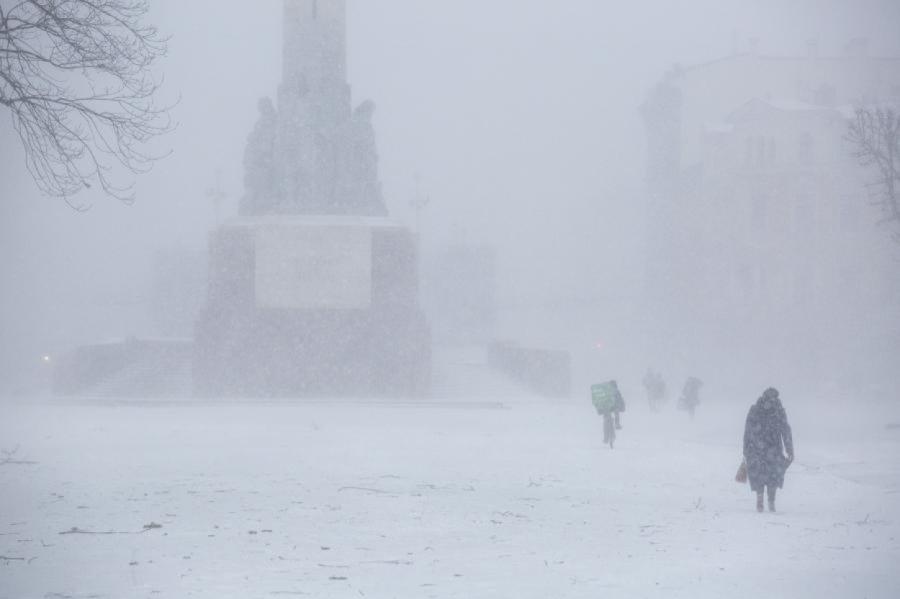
847;106;900;245
0;446;38;465
0;0;172;204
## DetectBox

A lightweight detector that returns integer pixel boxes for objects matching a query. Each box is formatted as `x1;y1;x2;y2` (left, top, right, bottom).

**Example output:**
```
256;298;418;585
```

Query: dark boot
767;487;777;512
756;492;764;513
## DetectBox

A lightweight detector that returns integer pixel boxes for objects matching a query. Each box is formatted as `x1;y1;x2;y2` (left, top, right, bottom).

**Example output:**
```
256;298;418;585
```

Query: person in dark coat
743;387;794;512
678;376;703;418
643;369;667;412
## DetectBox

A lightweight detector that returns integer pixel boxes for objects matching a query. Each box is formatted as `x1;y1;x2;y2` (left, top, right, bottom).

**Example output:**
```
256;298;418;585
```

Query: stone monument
195;0;430;397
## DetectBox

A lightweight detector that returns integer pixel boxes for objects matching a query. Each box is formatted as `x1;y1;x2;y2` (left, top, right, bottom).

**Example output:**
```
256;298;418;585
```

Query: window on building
737;264;754;300
798;132;814;164
752;192;768;231
794;267;813;307
794;193;814;234
767;137;777;165
758;266;769;299
770;198;788;235
840;264;860;291
745;137;754;166
880;268;896;303
813;84;837;106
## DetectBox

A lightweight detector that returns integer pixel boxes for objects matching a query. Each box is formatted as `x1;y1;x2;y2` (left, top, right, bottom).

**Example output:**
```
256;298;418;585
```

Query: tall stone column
277;0;352;213
282;0;347;91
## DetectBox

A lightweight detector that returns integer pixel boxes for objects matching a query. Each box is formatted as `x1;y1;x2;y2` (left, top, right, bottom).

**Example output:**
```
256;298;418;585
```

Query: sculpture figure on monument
239;0;386;218
240;97;278;216
335;99;384;214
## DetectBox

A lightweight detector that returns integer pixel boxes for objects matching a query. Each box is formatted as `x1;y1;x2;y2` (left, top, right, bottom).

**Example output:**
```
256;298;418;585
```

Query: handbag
735;459;748;483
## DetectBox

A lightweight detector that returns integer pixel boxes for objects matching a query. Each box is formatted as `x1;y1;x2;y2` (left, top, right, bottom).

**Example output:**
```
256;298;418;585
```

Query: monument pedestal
194;216;430;397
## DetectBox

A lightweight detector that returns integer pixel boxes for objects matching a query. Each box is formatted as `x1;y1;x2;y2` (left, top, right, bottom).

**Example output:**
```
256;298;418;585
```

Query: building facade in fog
642;42;900;387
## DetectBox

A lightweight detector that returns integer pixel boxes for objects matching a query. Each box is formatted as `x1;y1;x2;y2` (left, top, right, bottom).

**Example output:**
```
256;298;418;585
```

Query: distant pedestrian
643;368;667;412
742;387;794;512
612;381;625;430
591;380;624;449
678;376;703;418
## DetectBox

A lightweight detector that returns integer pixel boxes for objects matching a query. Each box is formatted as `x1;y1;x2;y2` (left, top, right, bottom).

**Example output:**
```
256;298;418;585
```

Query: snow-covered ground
1;392;899;598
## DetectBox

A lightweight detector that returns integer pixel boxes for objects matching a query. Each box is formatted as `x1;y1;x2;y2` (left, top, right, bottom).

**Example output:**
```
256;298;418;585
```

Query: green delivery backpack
591;381;618;414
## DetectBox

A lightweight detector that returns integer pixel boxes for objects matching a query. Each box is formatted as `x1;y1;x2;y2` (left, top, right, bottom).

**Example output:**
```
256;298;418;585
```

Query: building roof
221;214;408;231
725;97;856;123
680;52;900;76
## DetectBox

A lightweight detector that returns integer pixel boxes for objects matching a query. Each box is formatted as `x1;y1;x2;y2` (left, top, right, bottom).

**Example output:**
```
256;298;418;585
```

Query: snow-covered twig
338;487;393;495
58;522;162;535
0;446;38;466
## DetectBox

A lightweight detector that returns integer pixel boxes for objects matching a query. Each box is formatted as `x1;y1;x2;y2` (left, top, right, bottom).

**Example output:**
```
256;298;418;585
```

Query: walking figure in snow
678;376;703;418
742;387;794;512
591;380;625;449
613;382;625;430
642;368;667;412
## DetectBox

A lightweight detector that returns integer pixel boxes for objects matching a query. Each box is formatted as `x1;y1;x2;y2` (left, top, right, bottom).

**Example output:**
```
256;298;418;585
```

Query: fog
2;1;900;595
0;1;897;394
2;0;899;401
